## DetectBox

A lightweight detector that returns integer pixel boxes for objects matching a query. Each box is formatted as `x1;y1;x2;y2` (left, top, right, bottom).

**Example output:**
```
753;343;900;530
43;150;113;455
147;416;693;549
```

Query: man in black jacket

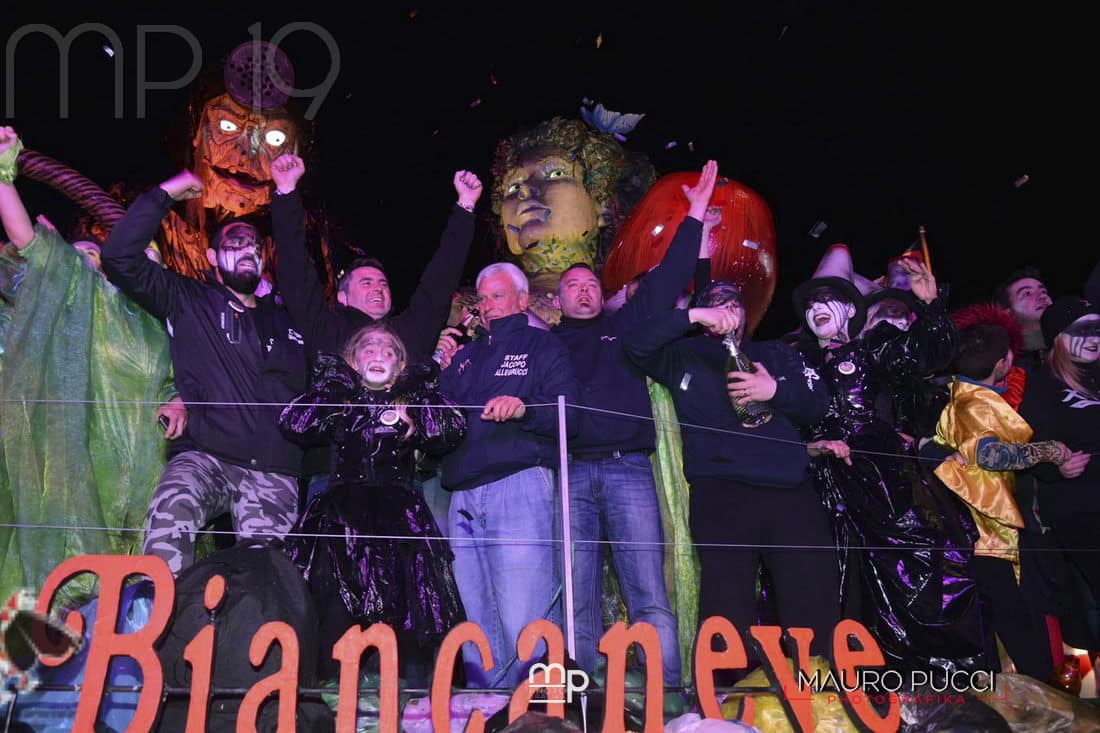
435;261;578;690
268;153;481;360
547;161;721;688
625;282;841;660
102;170;307;575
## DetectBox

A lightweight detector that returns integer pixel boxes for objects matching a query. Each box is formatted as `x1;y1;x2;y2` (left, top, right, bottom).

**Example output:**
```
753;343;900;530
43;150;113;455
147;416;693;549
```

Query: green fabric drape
593;382;701;686
0;225;172;600
0;241;24;597
648;379;699;683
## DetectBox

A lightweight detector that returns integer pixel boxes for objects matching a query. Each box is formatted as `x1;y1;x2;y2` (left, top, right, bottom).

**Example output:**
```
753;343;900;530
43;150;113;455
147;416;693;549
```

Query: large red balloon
602;174;777;332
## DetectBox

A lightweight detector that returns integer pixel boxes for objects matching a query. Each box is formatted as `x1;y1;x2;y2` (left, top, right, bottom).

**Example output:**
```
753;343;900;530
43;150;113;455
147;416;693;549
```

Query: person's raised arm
622;161;718;322
389;171;481;358
693;206;720;293
0;128;35;249
101;170;200;321
270;154;340;356
873;259;956;378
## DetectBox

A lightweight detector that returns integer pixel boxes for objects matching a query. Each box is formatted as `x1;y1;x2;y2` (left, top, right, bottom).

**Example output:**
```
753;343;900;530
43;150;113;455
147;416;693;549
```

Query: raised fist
454;170;483;210
159;170;203;202
272;154;305;194
0;126;20;157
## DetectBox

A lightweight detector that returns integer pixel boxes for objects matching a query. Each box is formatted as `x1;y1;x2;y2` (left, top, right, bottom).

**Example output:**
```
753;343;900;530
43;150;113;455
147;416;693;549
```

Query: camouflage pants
143;451;299;575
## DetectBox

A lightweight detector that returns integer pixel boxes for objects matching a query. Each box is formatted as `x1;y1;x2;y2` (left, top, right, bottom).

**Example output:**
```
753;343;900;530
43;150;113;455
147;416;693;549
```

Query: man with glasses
102;170;308;574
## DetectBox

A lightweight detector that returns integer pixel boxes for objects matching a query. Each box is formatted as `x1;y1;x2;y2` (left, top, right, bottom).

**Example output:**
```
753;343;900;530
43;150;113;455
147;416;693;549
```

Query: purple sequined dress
279;354;466;645
799;298;985;673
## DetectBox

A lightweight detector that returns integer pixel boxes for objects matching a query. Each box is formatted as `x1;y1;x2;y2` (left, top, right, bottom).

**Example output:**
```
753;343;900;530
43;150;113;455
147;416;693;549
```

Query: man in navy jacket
625;281;841;660
436;261;578;689
546;161;722;687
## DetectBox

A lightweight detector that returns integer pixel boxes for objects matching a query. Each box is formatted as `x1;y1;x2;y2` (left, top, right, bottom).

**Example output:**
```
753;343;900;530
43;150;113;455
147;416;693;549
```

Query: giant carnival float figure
1;42;333;603
15;41;333;293
490;108;777;683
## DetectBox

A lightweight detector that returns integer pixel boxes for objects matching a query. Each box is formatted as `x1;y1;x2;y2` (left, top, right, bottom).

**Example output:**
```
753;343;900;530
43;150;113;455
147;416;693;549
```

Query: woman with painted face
794;244;984;674
1018;298;1100;620
278;323;467;681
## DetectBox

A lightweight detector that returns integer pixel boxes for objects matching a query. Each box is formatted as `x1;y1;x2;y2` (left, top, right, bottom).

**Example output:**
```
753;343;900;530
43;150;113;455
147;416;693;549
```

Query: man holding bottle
624;280;842;664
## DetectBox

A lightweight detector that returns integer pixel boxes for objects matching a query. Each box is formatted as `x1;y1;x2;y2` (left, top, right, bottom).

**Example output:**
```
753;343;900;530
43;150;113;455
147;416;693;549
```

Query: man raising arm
269;154;481;359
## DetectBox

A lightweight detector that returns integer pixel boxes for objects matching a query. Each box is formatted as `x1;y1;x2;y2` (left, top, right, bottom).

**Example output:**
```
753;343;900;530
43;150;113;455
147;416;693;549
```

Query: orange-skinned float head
602;173;777;333
191;42;302;218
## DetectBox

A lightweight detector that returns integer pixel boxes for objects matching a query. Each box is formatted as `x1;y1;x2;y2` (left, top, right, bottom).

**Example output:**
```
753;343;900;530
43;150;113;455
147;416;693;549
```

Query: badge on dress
838;361;856;375
379;409;400;426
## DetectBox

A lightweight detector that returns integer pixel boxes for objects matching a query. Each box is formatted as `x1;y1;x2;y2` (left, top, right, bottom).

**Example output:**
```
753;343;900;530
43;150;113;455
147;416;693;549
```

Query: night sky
2;3;1086;337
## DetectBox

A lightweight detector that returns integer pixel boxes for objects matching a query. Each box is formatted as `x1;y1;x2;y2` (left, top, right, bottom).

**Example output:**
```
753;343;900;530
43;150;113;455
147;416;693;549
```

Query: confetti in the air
1013;174;1030;188
596;33;604;48
688;141;695;152
809;221;828;238
409;9;418;20
778;25;789;40
470;98;483;108
432;129;439;136
102;44;115;58
581;97;594;107
665;141;678;150
345;93;352;100
490;73;499;86
613;132;627;142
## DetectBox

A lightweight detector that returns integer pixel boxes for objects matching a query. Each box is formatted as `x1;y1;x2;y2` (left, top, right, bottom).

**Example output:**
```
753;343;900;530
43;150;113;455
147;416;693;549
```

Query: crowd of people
2;120;1100;703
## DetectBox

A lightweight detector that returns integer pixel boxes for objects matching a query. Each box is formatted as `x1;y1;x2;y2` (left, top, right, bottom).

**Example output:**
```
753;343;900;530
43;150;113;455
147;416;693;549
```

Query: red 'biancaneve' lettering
333;623;398;732
507;619;566;721
36;555;174;733
35;556;901;733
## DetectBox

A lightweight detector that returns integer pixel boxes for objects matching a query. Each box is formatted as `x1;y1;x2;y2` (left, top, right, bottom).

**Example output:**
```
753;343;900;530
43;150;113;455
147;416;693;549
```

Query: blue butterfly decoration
580;103;646;139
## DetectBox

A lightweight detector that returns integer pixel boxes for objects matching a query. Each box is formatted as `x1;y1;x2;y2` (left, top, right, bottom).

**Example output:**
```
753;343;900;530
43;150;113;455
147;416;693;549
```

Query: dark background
2;3;1087;337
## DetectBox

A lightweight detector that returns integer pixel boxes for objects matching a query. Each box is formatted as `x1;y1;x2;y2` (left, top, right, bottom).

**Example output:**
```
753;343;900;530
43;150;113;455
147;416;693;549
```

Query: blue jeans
449;466;561;689
569;452;681;686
